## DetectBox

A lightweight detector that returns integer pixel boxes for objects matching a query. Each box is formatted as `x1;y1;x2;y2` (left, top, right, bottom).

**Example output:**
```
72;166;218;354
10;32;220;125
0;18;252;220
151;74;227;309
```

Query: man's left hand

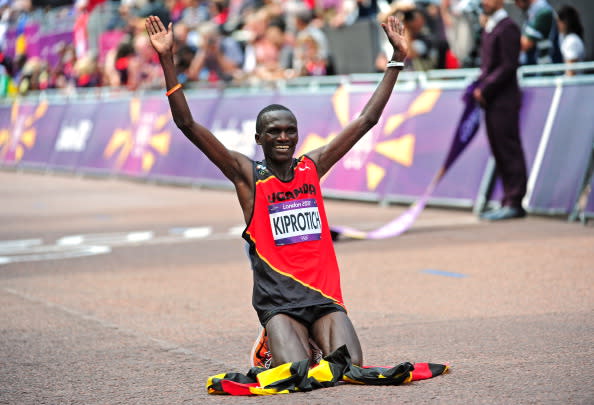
382;16;408;62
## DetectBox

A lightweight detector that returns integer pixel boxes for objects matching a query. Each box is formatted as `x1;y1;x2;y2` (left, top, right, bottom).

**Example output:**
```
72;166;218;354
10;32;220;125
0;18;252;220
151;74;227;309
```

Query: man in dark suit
474;0;528;221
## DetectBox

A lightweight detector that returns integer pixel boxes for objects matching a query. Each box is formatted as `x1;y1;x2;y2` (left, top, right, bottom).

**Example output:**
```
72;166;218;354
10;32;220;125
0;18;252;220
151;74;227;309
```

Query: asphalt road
1;170;593;404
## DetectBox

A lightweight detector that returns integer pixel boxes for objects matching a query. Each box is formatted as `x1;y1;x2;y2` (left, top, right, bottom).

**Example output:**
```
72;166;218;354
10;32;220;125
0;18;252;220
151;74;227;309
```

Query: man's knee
311;311;363;365
266;314;311;366
348;344;363;366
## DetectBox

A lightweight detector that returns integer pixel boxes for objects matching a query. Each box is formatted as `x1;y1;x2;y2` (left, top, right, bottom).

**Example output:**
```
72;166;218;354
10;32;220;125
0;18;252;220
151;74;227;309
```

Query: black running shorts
260;302;346;327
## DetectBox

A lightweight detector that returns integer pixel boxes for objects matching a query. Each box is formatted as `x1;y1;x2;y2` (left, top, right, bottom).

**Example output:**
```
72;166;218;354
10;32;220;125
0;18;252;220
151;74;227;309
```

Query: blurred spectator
418;1;452;69
440;0;481;67
514;0;562;65
174;42;196;83
317;0;357;28
49;42;77;87
402;8;437;70
73;51;102;87
294;32;326;76
556;4;584;76
103;34;162;90
252;16;293;80
106;2;135;33
377;7;437;71
17;56;50;94
377;2;454;71
167;0;187;22
130;32;163;88
104;39;135;88
74;0;112;56
132;0;171;34
209;0;230;25
179;0;209;31
187;20;243;82
241;7;270;75
293;7;329;75
355;0;381;22
0;1;11;52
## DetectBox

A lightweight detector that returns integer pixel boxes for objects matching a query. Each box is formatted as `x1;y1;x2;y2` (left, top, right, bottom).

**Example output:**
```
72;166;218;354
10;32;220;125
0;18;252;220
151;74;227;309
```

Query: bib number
268;198;322;246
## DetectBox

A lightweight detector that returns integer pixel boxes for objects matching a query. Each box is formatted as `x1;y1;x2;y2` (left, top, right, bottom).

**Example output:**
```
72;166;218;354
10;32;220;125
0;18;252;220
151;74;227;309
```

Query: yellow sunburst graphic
297;87;441;190
0;100;48;162
103;98;171;172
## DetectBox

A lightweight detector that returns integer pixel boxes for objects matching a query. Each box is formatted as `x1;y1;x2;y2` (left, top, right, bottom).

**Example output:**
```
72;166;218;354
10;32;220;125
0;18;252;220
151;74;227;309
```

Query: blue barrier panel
526;83;594;213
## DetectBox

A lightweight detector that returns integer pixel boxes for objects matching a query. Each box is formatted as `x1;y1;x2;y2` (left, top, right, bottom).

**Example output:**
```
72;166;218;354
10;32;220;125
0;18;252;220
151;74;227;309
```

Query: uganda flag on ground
206;345;448;396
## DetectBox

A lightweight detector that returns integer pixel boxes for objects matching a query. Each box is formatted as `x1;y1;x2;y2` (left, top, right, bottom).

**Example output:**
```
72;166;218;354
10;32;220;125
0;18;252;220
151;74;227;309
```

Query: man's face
255;110;298;163
482;0;503;16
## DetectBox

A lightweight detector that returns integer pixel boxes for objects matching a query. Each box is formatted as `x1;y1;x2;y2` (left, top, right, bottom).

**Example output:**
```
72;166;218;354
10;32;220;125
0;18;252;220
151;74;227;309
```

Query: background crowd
0;0;588;96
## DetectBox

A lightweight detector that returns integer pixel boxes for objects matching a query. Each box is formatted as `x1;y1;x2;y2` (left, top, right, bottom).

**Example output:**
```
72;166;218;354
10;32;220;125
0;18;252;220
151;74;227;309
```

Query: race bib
268;198;322;246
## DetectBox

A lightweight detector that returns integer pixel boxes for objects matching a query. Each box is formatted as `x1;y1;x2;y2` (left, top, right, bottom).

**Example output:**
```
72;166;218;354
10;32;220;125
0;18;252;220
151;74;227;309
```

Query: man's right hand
145;15;174;56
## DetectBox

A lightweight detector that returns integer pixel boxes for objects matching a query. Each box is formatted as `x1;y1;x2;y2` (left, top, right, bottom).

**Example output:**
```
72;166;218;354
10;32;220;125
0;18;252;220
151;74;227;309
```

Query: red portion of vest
245;156;344;306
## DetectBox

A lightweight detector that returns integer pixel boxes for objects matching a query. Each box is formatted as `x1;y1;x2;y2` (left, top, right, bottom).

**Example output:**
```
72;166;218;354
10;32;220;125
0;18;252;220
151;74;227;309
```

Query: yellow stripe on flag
308;359;334;382
256;362;293;387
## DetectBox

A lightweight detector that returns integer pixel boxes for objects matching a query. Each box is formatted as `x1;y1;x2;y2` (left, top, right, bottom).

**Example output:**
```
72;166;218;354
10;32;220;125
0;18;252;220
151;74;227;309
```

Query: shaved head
255;104;296;134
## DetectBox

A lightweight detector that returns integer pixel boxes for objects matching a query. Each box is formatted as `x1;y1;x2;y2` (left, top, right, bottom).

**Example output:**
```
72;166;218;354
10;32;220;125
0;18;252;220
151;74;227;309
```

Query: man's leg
310;311;363;366
266;313;312;367
485;106;527;207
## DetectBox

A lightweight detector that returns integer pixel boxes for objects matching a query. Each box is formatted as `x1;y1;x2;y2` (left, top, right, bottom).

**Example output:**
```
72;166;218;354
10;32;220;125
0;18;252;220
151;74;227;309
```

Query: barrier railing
6;61;594;105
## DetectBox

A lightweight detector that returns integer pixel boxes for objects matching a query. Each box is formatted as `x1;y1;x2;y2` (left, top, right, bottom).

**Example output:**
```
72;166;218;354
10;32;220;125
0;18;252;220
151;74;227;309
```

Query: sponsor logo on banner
295;87;441;191
0;100;47;162
55;120;93;151
212;119;257;158
103;98;172;172
269;198;322;246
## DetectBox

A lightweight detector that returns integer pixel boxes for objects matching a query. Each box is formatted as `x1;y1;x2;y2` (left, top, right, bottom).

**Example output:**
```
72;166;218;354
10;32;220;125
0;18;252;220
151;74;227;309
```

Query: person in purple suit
474;0;528;221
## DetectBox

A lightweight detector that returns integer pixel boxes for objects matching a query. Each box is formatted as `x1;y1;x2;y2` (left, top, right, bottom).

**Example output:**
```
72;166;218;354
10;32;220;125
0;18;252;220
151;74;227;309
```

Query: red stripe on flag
220;379;259;396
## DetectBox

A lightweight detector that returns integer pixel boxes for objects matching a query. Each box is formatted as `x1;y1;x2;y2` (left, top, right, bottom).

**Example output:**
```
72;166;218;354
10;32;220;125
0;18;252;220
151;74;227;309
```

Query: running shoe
250;327;272;368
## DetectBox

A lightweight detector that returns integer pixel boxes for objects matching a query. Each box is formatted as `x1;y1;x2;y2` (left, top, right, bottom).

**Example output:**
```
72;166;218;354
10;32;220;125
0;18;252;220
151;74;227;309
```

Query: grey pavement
0;170;592;404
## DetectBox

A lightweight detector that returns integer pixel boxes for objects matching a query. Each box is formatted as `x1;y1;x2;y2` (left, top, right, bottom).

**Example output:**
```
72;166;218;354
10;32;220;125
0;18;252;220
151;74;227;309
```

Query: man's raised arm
144;16;251;185
308;16;408;177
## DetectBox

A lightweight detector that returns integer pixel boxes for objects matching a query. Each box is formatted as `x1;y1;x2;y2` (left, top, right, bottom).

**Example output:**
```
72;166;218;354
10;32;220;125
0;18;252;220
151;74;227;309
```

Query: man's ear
255;133;261;145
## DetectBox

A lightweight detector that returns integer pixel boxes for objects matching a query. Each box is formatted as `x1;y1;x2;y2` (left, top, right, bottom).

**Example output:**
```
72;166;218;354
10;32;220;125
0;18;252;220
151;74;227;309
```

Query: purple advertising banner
47;102;99;170
195;92;277;185
77;98;143;174
117;96;175;178
5;23;73;67
0;100;65;166
0;83;591;215
4;24;40;59
148;96;218;181
0;106;11;163
318;89;423;196
36;31;75;68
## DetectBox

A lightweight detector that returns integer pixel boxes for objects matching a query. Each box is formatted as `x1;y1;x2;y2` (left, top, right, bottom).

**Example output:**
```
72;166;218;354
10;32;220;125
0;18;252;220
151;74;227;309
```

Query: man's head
401;9;425;35
482;0;505;16
255;104;296;133
255;104;298;162
514;0;533;12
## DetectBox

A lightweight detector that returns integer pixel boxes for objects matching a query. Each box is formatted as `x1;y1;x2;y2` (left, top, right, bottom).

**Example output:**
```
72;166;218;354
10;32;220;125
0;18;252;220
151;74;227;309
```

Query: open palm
382;16;408;61
145;16;173;55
